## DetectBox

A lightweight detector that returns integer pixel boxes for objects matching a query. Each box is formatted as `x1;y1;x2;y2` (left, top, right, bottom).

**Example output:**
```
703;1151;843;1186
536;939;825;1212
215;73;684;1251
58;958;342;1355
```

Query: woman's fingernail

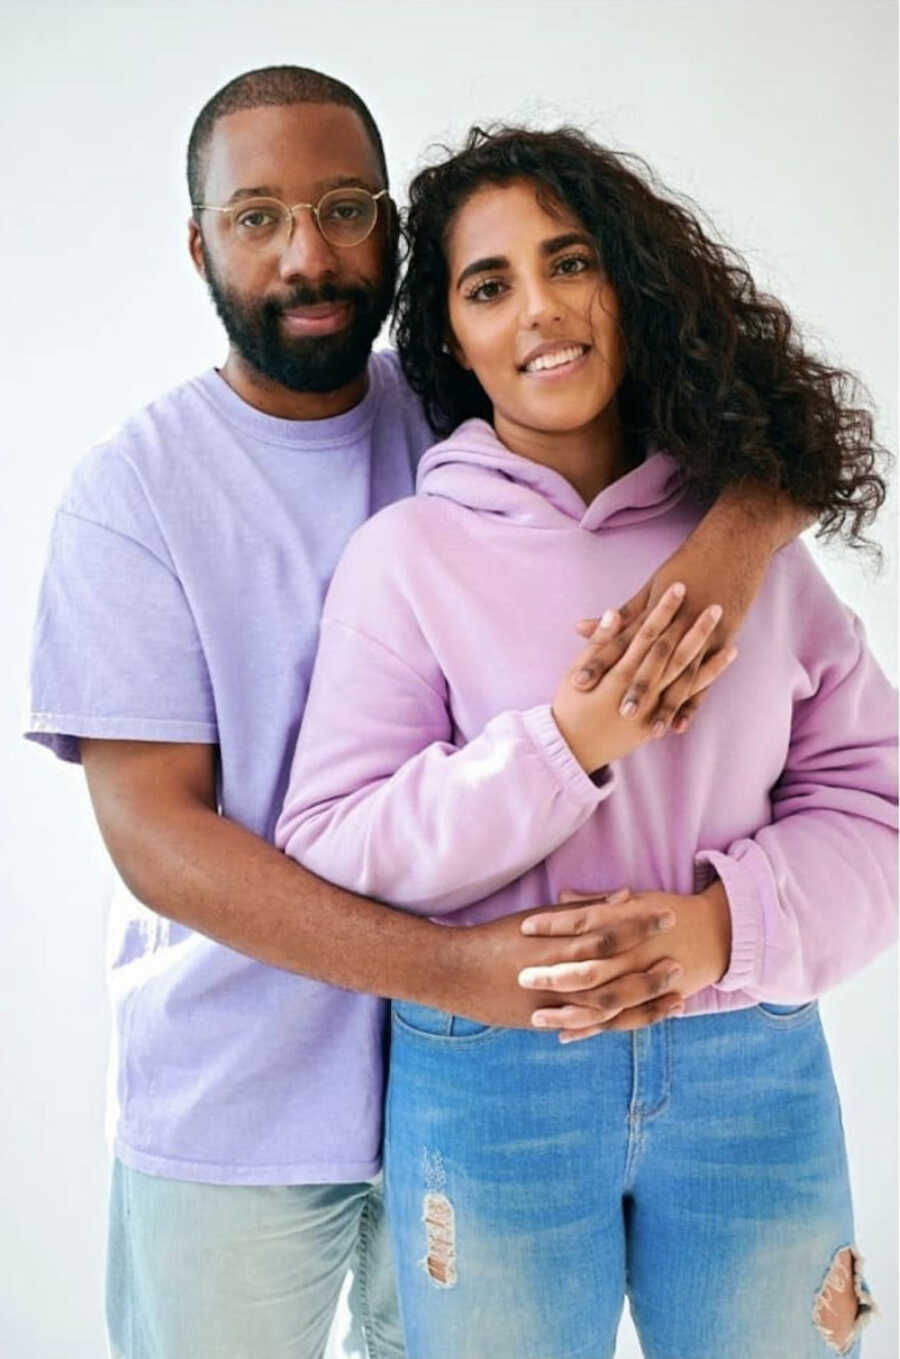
707;604;723;623
652;720;666;738
666;966;684;983
725;647;738;664
519;969;547;988
576;667;595;685
620;699;637;718
600;609;617;628
674;717;689;733
608;888;630;904
671;582;686;598
531;1012;549;1027
657;911;676;931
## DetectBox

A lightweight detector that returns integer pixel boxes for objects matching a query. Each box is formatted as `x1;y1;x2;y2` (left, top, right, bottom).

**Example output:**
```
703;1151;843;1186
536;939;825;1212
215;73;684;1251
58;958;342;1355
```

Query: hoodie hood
417;418;688;531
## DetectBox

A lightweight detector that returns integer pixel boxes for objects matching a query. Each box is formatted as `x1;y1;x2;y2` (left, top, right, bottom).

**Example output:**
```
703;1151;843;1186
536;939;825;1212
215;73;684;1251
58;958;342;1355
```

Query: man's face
189;102;395;394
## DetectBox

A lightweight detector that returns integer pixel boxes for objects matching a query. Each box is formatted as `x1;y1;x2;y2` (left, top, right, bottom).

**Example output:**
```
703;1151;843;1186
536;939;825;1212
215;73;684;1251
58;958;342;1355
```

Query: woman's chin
501;405;613;438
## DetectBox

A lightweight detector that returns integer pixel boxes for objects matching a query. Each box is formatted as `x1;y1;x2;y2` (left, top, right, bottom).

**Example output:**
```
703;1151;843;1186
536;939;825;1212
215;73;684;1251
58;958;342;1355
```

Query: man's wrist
398;916;470;1012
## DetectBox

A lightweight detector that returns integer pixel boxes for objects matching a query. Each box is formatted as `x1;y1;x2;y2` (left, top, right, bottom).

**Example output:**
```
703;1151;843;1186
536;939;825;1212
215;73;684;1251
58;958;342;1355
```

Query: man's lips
280;302;353;336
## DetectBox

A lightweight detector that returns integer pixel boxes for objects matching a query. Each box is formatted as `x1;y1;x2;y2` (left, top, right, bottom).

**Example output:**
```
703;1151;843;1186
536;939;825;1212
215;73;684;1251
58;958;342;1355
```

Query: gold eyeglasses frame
191;187;390;249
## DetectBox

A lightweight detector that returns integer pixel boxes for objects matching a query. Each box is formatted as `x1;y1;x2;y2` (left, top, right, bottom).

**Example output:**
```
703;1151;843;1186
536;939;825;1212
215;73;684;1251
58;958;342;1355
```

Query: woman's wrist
695;877;732;985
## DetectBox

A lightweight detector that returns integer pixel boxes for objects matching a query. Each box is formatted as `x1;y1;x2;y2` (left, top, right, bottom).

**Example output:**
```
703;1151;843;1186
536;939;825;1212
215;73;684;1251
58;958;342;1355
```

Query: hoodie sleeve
694;602;897;1005
275;515;612;916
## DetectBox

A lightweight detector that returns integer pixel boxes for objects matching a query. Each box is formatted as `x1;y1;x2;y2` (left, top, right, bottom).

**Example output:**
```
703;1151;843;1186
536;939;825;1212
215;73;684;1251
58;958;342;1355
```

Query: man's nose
278;209;339;283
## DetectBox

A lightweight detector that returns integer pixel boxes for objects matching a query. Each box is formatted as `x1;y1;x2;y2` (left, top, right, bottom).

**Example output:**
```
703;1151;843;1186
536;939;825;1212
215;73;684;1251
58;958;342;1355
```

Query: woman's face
445;178;625;441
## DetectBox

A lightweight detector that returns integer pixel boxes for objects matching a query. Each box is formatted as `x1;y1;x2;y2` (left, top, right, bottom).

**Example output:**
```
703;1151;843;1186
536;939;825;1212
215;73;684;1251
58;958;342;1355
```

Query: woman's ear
445;332;471;371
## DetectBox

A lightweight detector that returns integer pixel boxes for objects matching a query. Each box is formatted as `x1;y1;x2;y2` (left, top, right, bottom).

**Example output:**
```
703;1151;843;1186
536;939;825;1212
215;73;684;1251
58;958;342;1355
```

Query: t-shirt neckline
194;358;384;449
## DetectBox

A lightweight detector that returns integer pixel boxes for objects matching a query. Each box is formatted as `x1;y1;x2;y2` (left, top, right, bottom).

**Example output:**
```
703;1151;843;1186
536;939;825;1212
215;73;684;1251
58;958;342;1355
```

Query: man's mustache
266;281;372;315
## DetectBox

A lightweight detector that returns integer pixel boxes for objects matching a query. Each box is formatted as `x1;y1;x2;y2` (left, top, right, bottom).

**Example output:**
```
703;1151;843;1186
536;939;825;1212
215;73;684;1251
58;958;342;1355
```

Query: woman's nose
518;277;564;329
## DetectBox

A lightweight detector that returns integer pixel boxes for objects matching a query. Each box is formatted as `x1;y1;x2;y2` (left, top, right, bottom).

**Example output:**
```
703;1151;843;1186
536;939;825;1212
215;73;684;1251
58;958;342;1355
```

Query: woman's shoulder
323;493;457;623
342;492;455;562
765;537;878;686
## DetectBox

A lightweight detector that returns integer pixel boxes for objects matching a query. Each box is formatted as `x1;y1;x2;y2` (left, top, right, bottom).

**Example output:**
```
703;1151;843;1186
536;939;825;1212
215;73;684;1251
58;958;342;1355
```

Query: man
26;66;812;1359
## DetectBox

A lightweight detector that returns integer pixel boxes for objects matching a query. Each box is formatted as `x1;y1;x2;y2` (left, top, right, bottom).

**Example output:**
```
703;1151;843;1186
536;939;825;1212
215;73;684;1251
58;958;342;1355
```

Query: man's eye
236;210;277;230
323;200;365;221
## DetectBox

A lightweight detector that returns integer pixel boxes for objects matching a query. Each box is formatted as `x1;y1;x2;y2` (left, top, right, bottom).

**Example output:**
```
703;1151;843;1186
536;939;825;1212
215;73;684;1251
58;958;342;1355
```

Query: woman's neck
493;402;631;506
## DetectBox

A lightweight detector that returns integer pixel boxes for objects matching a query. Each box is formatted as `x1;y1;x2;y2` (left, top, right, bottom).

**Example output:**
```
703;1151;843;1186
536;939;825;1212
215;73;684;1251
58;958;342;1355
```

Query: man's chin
241;341;372;396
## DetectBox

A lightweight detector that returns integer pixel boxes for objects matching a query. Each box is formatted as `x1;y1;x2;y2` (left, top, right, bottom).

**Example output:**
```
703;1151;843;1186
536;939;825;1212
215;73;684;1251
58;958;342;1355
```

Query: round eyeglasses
192;186;389;250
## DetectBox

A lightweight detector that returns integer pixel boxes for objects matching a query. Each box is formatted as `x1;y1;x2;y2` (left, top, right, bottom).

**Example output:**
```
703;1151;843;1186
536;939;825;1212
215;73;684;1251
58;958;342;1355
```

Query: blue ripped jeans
385;1001;876;1359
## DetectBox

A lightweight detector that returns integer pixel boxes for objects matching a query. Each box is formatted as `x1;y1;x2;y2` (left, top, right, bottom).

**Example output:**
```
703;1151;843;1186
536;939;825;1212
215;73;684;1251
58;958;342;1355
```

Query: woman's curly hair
394;125;889;550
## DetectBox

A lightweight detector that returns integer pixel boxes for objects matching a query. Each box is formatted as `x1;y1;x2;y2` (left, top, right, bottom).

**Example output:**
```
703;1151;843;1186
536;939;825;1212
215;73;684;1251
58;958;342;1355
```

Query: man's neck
219;350;368;421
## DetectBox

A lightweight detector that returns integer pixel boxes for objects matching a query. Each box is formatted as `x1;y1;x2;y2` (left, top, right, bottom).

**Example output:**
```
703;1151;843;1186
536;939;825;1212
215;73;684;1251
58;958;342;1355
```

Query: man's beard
203;246;396;394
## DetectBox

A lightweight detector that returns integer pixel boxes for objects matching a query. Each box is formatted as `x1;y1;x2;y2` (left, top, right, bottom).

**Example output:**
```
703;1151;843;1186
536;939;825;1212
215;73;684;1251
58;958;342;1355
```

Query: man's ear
188;218;207;280
385;195;401;257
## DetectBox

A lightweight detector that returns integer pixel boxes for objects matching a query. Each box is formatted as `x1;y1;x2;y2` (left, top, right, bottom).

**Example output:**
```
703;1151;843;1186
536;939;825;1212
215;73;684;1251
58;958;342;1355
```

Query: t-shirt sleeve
25;507;217;763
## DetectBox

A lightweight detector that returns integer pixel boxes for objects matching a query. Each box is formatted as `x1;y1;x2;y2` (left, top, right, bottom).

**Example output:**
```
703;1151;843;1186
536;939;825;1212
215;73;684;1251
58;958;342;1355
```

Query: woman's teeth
524;344;586;373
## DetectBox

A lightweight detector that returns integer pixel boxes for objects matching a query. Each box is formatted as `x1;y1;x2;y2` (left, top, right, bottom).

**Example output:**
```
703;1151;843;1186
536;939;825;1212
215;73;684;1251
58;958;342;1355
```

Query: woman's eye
467;279;506;303
554;254;592;275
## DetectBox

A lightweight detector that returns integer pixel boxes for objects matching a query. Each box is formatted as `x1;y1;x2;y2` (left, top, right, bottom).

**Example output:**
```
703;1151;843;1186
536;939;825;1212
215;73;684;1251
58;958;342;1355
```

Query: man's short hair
187;65;389;204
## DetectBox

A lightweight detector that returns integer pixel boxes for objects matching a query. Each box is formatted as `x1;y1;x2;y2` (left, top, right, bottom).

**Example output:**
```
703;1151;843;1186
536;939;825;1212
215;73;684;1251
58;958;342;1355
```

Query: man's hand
517;881;732;1041
569;484;808;733
444;890;686;1032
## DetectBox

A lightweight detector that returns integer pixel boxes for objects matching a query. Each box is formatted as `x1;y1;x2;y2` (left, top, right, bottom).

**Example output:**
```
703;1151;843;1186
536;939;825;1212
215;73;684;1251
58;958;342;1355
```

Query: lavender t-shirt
26;352;434;1183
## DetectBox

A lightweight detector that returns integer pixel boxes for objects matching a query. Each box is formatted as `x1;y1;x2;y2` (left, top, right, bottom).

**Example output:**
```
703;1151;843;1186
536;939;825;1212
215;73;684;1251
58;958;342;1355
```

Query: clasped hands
517;879;732;1041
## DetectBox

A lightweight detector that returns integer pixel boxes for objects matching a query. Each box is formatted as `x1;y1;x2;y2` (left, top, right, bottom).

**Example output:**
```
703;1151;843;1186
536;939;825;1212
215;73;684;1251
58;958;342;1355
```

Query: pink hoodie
277;420;897;1013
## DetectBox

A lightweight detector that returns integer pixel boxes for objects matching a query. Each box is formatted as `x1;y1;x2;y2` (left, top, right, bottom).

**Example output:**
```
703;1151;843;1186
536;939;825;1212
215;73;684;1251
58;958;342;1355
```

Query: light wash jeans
385;1000;876;1359
106;1163;404;1359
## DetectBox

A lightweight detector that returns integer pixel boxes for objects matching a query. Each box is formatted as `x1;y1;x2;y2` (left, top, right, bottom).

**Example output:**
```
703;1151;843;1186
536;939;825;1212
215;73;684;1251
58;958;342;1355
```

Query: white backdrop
2;2;896;1356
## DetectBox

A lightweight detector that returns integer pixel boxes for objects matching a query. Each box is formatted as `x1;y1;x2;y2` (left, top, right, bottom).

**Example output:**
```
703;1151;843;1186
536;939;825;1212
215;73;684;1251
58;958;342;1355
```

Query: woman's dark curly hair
394;125;889;550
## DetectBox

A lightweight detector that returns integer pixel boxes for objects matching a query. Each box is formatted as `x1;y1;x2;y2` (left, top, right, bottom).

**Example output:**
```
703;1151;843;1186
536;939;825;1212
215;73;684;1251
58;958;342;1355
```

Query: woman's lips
280;302;352;336
521;346;591;380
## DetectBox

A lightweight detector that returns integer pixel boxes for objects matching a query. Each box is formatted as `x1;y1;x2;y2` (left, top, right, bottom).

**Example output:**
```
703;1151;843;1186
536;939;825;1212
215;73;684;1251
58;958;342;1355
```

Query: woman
276;127;896;1358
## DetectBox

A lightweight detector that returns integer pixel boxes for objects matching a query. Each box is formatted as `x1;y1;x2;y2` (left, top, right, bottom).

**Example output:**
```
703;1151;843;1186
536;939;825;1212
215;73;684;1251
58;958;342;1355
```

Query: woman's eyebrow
455;232;594;290
540;231;593;255
456;255;508;290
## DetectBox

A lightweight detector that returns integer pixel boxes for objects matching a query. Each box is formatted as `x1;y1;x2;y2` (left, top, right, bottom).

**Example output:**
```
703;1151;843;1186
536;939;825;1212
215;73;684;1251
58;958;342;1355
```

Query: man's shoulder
369;346;406;393
369;348;434;451
61;371;219;524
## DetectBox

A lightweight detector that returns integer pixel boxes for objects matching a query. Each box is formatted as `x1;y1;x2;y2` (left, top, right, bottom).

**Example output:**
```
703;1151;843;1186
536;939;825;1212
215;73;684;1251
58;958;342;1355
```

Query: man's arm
81;738;682;1029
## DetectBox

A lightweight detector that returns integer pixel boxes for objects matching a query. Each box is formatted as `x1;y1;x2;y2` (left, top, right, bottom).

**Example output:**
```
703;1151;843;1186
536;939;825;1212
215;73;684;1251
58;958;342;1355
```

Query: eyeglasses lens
229;189;378;249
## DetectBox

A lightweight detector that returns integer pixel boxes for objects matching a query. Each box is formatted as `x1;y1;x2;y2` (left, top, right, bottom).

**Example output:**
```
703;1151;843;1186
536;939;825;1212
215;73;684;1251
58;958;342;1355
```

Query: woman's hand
518;880;732;1041
552;583;736;773
568;494;786;735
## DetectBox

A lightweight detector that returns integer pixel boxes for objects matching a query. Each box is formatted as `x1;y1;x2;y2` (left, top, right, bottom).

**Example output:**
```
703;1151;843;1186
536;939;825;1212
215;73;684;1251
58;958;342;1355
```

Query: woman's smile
518;341;591;377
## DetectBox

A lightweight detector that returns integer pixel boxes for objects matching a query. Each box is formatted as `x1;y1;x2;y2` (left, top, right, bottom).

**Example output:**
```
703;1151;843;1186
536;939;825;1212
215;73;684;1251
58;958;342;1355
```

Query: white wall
2;2;895;1355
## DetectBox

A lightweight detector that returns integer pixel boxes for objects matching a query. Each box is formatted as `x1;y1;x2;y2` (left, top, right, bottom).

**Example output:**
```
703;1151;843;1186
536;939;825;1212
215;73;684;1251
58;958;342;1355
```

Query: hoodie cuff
694;847;765;993
520;704;616;812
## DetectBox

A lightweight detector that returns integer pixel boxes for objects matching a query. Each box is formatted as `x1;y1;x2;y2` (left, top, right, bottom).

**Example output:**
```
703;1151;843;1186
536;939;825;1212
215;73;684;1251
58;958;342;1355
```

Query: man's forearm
81;740;684;1032
706;482;816;555
94;785;467;1006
